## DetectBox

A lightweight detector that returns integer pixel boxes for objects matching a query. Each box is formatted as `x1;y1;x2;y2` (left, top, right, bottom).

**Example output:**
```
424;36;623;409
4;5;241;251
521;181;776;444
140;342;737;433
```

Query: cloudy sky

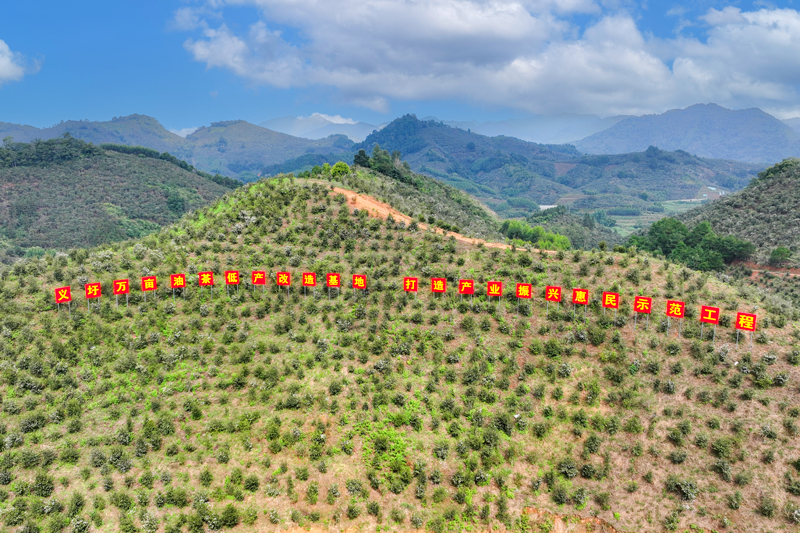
2;0;800;131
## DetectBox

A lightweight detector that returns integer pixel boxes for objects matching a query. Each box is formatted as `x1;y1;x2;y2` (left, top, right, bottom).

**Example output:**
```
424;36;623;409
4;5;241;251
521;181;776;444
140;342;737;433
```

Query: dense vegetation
678;158;800;266
0;168;798;533
0;137;236;257
524;206;624;251
356;115;763;216
629;219;755;272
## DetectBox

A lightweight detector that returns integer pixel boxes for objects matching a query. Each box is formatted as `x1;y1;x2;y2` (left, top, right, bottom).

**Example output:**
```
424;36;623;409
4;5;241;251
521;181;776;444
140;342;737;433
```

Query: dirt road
319;183;512;250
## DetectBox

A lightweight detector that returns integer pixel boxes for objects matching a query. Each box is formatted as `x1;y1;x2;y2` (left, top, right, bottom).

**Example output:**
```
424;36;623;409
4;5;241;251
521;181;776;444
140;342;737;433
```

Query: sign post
572;288;589;323
666;300;685;336
633;296;652;330
699;306;720;344
113;279;130;308
326;273;341;300
602;292;620;321
199;271;215;298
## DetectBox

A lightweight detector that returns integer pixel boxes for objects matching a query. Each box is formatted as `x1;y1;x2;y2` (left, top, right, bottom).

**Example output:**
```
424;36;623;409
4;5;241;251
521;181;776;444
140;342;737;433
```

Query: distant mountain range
433;114;630;144
574;104;800;164
260;104;800;165
260;114;386;142
354;114;763;217
0;115;354;179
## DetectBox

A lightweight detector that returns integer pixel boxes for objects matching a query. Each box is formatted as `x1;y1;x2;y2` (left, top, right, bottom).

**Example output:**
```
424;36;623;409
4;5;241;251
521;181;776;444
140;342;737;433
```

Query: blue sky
1;0;799;132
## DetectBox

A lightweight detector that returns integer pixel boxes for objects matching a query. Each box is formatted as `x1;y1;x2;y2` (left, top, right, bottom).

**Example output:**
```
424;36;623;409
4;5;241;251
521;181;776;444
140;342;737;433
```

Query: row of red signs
53;274;758;332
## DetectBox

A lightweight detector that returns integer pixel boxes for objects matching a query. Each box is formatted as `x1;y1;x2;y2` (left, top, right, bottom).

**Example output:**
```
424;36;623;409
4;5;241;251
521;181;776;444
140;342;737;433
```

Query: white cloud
175;2;800;116
169;127;200;137
0;39;35;87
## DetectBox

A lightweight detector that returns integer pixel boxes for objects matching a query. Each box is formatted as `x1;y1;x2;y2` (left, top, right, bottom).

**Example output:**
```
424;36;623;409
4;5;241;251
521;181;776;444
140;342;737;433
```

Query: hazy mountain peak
574;103;800;164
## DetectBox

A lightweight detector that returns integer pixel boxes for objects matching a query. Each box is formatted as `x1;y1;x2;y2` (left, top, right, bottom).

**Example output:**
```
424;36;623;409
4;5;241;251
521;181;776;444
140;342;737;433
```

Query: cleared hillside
0;169;797;533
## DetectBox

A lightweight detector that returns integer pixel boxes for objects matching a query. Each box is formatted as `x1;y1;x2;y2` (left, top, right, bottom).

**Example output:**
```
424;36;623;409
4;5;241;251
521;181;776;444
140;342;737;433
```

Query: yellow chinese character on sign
87;285;99;296
462;281;472;289
604;294;617;307
354;277;365;288
253;272;264;281
668;302;682;316
201;273;212;284
574;290;587;303
115;281;126;292
635;299;650;312
330;274;339;284
488;283;500;296
547;288;559;299
433;280;444;292
738;314;754;330
57;289;69;301
278;273;289;284
405;278;417;290
176;278;185;287
144;279;154;290
304;274;314;285
227;273;236;283
518;285;530;297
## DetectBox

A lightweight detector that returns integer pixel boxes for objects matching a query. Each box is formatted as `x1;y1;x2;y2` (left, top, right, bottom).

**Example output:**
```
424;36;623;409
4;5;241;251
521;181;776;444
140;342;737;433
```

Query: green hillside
0;136;238;257
677;159;800;265
0;168;798;533
356;115;763;217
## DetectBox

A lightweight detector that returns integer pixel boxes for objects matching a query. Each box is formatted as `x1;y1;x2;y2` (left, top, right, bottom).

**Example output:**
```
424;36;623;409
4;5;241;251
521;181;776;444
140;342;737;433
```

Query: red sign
458;279;475;295
302;273;317;287
276;272;291;286
85;283;101;299
170;274;186;289
602;292;619;309
666;300;685;319
326;273;341;288
251;271;266;286
634;296;652;314
352;274;367;289
141;276;157;292
55;286;72;304
699;306;720;325
735;312;757;331
403;277;418;292
113;279;130;295
487;281;503;297
545;286;562;302
198;271;215;286
572;288;589;305
224;271;240;285
516;283;532;299
431;278;447;293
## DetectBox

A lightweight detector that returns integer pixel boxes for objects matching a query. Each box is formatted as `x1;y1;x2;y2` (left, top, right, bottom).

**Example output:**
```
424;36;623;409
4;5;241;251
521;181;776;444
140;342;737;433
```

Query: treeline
0;134;103;167
500;220;571;250
101;143;240;189
353;145;418;185
628;218;754;271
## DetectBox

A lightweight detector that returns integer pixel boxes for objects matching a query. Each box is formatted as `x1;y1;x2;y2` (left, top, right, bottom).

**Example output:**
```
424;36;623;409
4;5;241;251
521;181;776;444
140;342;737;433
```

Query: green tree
331;161;350;178
770;246;792;266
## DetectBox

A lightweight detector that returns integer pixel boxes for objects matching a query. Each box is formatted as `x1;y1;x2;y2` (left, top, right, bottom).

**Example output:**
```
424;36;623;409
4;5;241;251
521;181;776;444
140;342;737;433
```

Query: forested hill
356;115;763;217
0;137;237;257
676;158;800;265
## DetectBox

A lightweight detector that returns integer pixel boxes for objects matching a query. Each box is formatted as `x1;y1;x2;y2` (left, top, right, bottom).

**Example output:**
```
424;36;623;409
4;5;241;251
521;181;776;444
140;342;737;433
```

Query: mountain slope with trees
676;158;800;265
356;115;763;216
0;169;797;533
0;136;237;256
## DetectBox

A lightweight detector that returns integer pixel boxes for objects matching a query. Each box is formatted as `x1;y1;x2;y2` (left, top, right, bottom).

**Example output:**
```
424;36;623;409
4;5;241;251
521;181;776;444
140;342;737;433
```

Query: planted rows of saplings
0;178;796;533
